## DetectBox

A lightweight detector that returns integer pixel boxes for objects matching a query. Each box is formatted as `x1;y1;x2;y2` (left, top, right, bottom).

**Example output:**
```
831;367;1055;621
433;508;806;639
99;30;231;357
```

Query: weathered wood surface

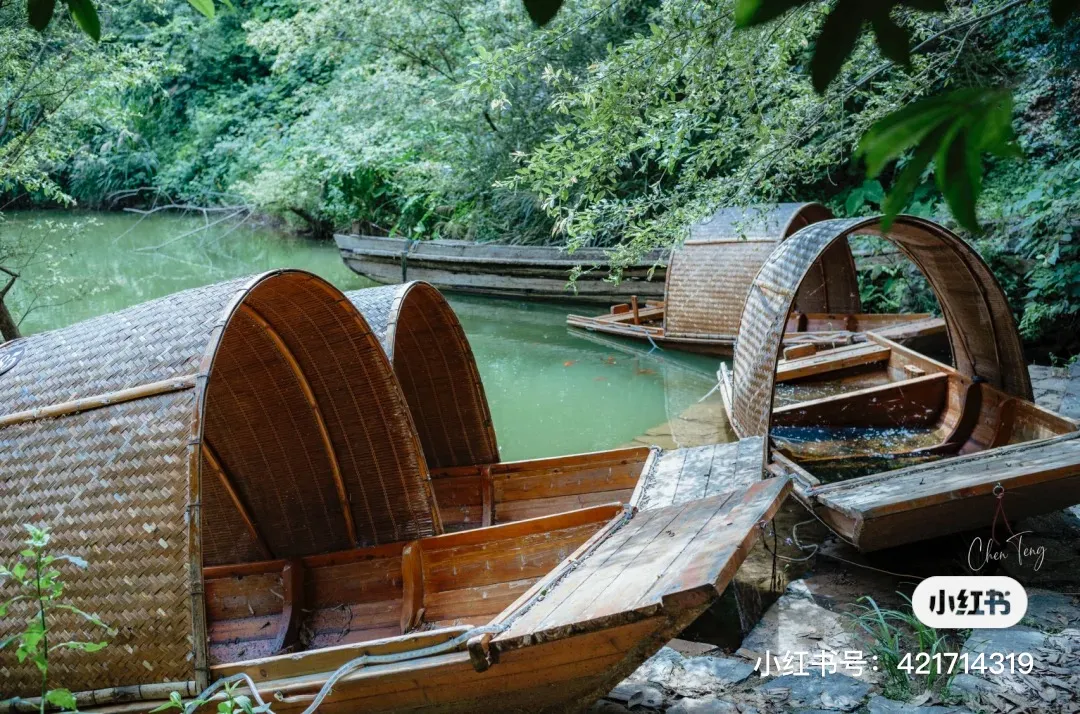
747;329;1080;550
816;431;1080;517
805;431;1080;551
335;234;666;303
773;373;949;429
431;447;651;531
495;477;790;644
631;438;764;511
775;342;891;383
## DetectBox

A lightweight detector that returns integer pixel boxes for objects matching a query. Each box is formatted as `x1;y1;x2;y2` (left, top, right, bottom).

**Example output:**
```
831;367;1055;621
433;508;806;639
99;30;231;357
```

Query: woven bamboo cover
730;216;1031;443
0;271;434;697
666;203;859;339
689;202;833;241
346;283;499;469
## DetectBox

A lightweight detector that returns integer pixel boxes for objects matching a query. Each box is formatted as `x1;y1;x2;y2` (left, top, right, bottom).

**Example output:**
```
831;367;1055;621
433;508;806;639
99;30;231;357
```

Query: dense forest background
1;0;1078;356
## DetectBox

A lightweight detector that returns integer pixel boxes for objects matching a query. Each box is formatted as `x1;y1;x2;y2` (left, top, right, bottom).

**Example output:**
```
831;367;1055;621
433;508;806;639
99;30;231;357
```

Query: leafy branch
0;525;113;714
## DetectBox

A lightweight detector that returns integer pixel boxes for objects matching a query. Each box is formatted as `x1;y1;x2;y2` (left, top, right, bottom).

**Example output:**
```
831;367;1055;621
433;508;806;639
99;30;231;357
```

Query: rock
626;647;686;687
759;673;870;711
1023;589;1080;632
620;646;755;698
668;638;719;657
666;696;738;713
606;682;666;709
866;695;972;713
741;580;870;679
960;626;1047;657
947;673;993;696
998;512;1080;588
674;656;756;691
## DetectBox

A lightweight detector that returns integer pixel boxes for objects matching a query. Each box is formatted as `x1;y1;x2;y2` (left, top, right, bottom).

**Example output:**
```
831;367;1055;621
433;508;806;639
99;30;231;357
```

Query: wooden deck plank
634;438;763;510
816;431;1080;517
531;505;679;629
776;343;891;383
494;508;662;635
575;494;737;622
633;478;789;609
773;372;948;429
499;477;790;639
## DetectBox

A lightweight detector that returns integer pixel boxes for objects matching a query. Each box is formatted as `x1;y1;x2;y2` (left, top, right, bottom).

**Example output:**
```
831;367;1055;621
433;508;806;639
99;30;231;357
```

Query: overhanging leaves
858;88;1021;231
187;0;215;20
27;0;55;32
736;0;947;92
523;0;563;25
65;0;100;41
1050;0;1080;24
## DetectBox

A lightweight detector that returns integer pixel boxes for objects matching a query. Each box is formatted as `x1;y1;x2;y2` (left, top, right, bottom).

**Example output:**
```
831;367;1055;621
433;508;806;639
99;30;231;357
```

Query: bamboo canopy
664;203;861;341
346;282;499;469
730;216;1032;442
0;271;438;697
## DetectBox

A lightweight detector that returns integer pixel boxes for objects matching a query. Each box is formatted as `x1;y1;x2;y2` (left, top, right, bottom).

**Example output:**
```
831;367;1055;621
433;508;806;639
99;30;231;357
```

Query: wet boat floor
771;425;945;483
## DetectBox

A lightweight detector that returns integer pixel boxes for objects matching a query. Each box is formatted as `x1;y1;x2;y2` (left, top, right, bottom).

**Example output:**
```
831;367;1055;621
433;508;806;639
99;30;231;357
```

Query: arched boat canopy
665;203;861;340
346;282;499;469
0;271;436;696
730;216;1031;442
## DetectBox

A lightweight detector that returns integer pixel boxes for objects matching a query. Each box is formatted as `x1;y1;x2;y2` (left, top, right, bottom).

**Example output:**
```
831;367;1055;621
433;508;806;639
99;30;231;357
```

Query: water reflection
0;211;726;460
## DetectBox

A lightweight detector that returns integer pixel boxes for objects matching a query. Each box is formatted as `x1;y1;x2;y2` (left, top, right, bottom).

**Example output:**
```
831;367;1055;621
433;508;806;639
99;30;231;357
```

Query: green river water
0;211;723;461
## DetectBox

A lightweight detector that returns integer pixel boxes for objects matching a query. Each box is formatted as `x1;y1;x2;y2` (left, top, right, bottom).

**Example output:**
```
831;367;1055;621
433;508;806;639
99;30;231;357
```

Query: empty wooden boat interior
0;271;792;713
566;203;945;356
719;215;1080;552
334;233;667;304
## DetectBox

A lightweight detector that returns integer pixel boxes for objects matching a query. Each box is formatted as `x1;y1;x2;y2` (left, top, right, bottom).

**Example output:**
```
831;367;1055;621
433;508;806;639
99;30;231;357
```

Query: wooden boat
567;204;946;356
719;215;1080;551
0;270;789;713
335;233;667;304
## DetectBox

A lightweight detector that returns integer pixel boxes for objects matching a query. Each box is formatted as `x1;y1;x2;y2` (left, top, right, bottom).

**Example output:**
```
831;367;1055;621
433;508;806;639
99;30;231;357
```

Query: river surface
0;211;725;460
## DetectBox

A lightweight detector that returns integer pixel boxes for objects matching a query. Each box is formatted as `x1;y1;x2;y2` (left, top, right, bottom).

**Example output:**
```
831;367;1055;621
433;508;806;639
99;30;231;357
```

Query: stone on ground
759;672;870;711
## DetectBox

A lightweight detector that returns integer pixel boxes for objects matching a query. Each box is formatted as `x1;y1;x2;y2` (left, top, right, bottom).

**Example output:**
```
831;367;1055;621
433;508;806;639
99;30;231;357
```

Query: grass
850;594;968;702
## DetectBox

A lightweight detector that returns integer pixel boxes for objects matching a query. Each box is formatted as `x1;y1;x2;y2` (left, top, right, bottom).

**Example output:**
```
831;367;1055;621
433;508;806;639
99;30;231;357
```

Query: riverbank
599;364;1080;713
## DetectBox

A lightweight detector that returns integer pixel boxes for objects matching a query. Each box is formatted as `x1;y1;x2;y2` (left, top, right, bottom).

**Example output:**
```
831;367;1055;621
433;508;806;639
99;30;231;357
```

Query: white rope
184;624;509;713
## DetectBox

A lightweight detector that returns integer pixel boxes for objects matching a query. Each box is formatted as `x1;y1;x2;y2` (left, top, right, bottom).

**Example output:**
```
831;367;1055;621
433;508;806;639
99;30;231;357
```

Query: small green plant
153;678;274;714
0;525;112;714
850;595;957;702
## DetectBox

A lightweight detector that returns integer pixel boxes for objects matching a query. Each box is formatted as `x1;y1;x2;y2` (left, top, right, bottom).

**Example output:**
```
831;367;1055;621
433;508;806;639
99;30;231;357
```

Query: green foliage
850;595;958;702
0;524;113;713
734;0;950;91
1;0;167;204
523;0;563;25
155;678;275;714
25;0;221;37
859;88;1021;232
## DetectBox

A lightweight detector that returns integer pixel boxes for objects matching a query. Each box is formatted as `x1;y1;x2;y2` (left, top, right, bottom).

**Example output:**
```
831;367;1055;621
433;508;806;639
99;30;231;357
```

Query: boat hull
737;334;1080;551
336;234;666;304
567;309;946;358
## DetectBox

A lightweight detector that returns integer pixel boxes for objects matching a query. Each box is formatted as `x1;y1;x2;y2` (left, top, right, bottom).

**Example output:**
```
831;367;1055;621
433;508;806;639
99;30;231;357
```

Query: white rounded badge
913;576;1027;629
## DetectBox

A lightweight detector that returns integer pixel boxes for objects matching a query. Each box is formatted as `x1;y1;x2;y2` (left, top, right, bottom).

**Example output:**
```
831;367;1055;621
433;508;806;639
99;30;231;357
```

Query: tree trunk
289;207;334;241
0;298;21;342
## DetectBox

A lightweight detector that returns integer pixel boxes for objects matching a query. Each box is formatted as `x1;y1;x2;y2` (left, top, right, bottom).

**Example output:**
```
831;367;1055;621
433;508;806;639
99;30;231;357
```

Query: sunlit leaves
735;0;946;92
45;689;78;711
67;0;100;41
523;0;564;26
859;88;1020;231
187;0;215;20
24;0;222;39
1;525;112;697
